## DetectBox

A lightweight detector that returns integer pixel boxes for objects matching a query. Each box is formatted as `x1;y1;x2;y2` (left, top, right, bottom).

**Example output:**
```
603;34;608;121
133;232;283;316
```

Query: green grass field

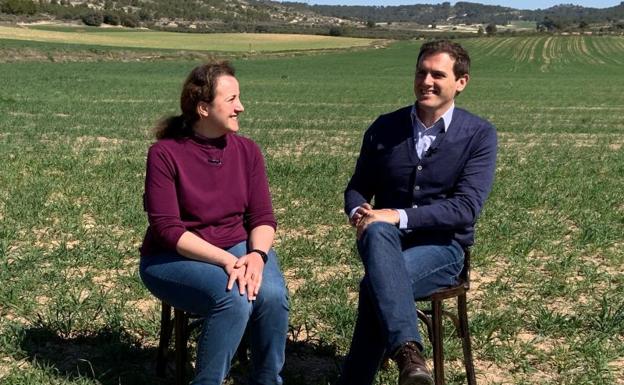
0;35;623;384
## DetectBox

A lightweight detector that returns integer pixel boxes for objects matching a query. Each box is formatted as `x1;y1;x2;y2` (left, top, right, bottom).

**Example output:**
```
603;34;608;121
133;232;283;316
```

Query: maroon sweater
140;132;276;256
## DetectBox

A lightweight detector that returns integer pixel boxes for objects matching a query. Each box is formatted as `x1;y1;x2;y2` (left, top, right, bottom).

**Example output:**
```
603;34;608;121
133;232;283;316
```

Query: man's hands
224;252;265;301
350;203;400;239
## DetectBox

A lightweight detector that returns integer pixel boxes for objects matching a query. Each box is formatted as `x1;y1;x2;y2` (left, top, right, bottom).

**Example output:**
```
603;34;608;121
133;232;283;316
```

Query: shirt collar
411;102;455;132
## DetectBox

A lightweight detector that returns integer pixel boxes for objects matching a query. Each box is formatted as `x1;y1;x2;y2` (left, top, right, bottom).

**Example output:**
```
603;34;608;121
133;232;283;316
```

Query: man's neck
416;103;453;128
417;109;442;128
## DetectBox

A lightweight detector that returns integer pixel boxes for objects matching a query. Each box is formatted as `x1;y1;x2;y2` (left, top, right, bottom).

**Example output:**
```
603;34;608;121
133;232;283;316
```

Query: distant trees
328;26;344;36
1;0;37;15
0;0;272;27
103;12;121;26
1;0;622;35
119;13;139;28
81;11;103;26
537;16;560;31
310;2;522;25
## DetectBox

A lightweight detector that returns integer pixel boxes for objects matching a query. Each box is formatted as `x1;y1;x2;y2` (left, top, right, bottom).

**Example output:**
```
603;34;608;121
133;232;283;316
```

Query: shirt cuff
397;209;408;229
349;206;360;219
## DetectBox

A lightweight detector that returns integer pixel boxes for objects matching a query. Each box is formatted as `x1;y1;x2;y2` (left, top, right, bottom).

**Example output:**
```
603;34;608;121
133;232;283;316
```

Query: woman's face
197;75;245;137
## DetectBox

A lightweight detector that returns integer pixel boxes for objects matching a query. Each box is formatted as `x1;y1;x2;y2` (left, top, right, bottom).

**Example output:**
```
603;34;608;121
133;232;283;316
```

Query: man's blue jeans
340;222;464;385
139;241;289;385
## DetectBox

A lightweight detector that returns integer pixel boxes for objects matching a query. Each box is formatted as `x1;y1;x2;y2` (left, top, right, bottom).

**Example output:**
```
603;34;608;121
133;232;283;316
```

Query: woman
139;62;289;385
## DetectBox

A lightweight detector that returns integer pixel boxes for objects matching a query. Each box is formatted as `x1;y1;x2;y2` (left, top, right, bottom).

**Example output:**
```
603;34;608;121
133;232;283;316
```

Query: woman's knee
255;278;289;312
217;286;254;316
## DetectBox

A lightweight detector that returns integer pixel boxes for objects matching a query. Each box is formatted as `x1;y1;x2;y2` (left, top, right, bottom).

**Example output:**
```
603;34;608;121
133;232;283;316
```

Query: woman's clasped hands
225;252;265;301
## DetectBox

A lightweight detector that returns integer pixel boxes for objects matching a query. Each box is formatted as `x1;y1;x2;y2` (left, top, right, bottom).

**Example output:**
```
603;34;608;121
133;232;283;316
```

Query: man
340;40;497;385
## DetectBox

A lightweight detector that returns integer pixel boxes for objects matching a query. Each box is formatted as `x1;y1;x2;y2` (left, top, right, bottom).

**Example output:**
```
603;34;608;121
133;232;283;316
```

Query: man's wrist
396;209;408;229
250;249;268;263
348;206;360;220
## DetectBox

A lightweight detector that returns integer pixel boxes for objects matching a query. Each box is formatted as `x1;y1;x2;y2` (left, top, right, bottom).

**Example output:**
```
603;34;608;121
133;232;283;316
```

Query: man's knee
357;221;400;252
362;221;398;238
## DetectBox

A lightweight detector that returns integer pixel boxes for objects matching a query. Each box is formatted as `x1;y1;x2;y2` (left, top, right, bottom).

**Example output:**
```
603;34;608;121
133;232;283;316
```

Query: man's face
200;75;244;136
414;52;468;116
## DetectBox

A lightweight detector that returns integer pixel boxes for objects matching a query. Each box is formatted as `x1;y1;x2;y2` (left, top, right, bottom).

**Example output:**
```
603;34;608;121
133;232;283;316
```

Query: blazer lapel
402;108;418;164
427;108;462;157
427;128;447;157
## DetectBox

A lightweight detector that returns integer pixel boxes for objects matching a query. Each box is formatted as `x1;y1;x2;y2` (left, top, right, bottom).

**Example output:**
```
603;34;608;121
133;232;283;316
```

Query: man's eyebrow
416;69;447;75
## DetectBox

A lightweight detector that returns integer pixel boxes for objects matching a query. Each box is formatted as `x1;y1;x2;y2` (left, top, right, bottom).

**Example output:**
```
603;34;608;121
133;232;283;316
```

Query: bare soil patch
608;357;624;384
474;359;514;384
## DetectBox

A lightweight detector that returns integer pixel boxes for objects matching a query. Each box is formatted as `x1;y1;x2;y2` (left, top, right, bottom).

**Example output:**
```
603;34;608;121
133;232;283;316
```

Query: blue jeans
339;222;464;385
139;241;289;385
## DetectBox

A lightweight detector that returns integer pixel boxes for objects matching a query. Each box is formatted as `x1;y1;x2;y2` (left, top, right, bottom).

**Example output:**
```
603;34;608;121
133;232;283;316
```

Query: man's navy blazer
344;105;497;248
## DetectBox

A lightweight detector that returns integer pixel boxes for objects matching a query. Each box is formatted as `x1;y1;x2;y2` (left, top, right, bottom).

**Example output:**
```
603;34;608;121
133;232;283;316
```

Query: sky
280;0;622;10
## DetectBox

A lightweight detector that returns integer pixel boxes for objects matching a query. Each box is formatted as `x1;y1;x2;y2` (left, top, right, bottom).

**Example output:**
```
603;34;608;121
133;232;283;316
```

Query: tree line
0;0;273;27
2;0;623;34
287;1;624;31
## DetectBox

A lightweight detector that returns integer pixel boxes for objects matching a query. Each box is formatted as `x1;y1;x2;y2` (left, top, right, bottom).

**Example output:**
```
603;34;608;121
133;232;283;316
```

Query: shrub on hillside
103;12;120;26
120;13;138;28
328;26;343;36
137;9;151;22
82;11;103;26
1;0;38;15
485;23;497;34
255;24;269;33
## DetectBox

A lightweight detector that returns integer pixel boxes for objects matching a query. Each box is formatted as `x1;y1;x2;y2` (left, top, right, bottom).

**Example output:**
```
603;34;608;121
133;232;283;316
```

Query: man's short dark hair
417;40;470;79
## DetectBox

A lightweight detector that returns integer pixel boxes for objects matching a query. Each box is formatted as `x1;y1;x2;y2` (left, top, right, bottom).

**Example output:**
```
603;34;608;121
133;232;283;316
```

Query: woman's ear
196;101;210;119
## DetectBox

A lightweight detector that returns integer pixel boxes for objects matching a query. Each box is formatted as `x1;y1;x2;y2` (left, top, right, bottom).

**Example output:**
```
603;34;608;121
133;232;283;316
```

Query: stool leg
458;294;476;385
417;308;434;344
432;300;445;385
175;309;188;385
156;302;172;377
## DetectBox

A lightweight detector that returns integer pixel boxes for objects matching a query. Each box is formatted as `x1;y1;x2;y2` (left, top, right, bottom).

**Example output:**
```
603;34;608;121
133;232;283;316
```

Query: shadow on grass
18;326;166;385
17;326;341;385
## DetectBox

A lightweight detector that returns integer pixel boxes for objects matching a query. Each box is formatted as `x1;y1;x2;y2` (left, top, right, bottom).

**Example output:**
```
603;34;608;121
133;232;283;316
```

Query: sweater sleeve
405;123;497;230
144;144;187;250
245;143;277;230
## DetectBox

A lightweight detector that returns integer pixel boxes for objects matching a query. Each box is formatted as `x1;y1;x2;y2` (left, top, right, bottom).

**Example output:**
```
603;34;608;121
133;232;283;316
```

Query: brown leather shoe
392;341;433;385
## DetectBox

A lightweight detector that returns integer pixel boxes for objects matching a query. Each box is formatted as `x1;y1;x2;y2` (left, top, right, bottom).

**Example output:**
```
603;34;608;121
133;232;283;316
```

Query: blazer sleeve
344;120;378;215
405;123;497;230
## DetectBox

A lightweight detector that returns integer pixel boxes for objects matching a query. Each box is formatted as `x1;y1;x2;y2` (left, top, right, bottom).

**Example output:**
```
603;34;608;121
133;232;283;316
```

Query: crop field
0;35;623;384
0;25;378;52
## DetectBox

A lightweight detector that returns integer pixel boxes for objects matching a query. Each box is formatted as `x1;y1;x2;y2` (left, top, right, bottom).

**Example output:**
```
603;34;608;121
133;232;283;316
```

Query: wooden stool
415;248;476;385
156;302;248;385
